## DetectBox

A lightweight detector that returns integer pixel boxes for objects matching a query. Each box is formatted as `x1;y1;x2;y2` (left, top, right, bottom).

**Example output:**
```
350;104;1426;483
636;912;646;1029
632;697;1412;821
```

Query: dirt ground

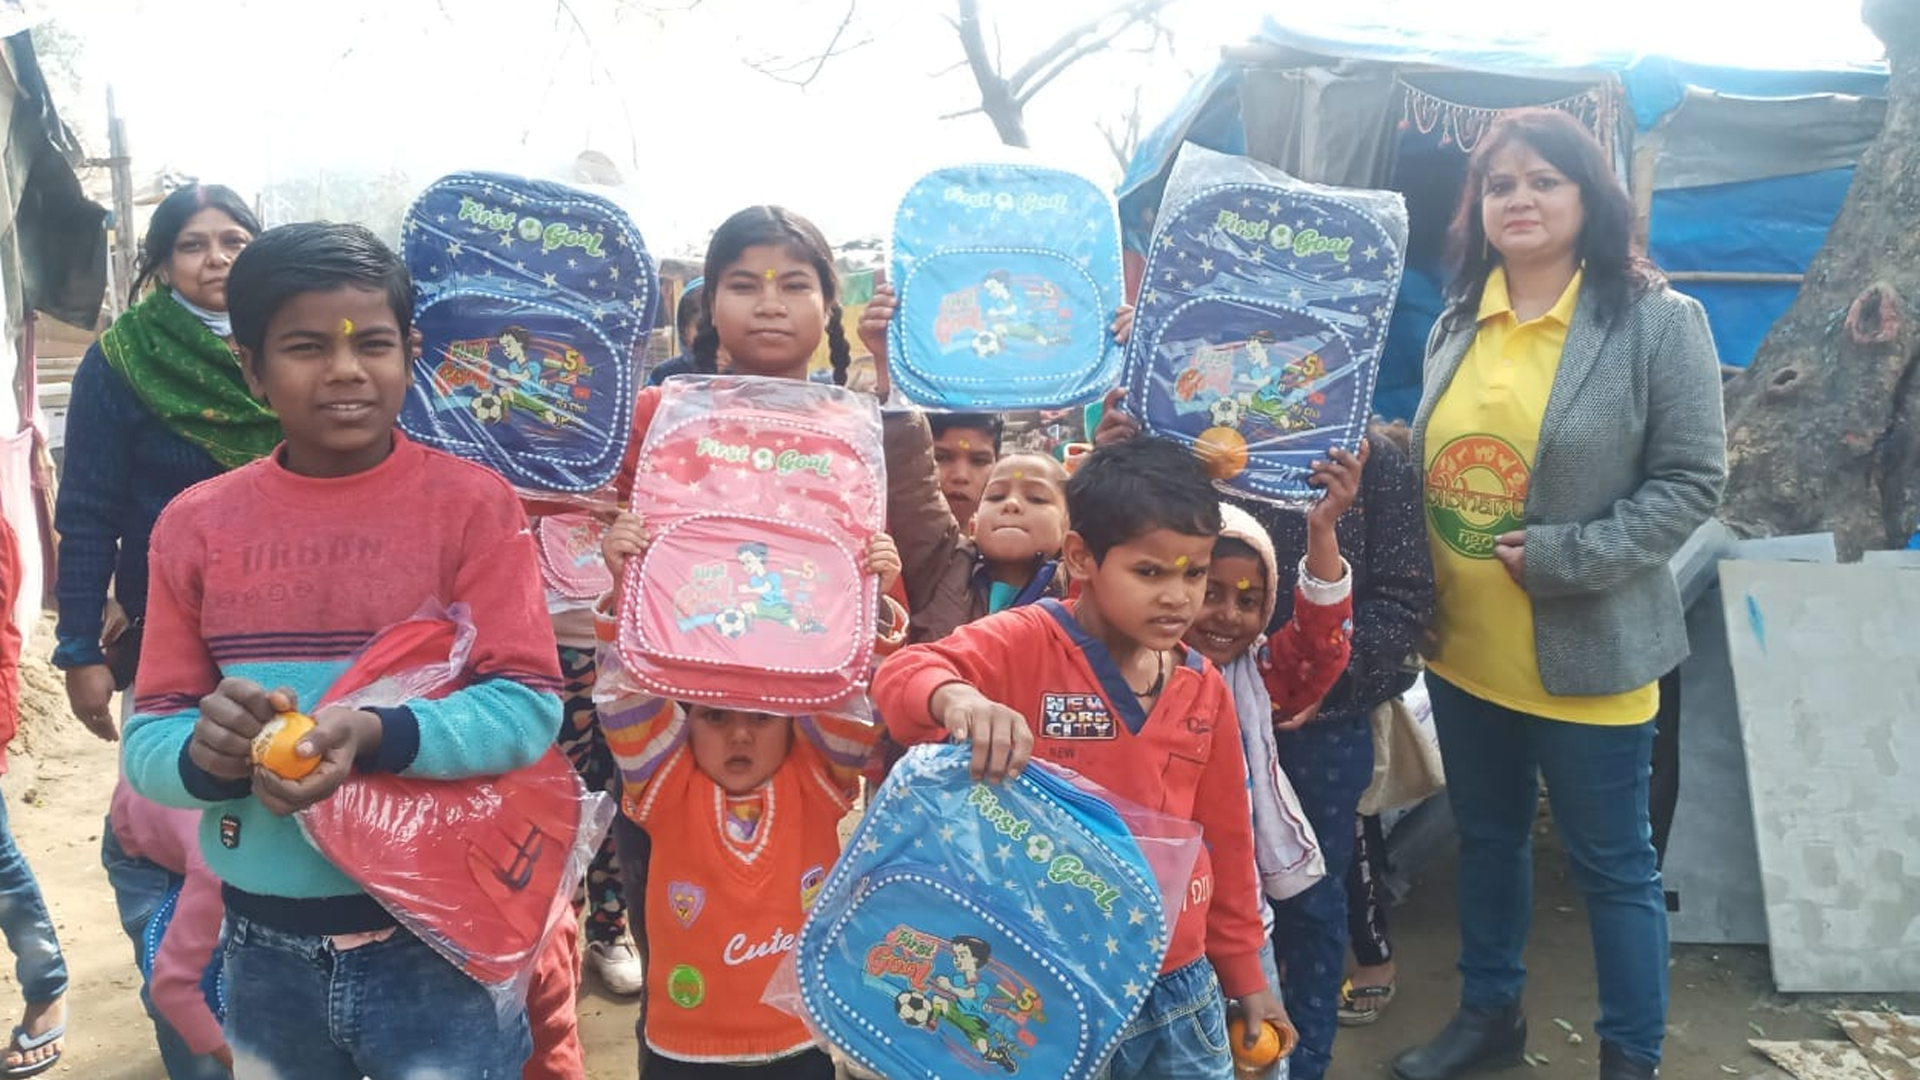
0;615;1910;1080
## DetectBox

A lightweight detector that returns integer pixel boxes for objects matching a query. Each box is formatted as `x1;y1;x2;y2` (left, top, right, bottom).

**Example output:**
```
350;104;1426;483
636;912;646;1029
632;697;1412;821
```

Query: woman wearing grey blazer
1392;110;1726;1080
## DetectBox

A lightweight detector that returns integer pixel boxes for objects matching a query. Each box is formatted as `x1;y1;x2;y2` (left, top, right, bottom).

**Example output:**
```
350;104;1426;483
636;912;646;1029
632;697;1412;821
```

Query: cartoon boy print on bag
874;927;1036;1074
670;542;831;639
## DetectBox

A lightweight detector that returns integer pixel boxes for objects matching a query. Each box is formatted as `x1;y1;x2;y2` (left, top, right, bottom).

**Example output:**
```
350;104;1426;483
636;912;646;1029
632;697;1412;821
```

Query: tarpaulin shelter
0;14;108;636
1118;15;1888;423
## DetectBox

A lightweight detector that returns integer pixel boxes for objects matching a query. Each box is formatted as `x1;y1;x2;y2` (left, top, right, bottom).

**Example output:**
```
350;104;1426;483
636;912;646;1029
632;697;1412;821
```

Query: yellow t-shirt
1422;268;1657;725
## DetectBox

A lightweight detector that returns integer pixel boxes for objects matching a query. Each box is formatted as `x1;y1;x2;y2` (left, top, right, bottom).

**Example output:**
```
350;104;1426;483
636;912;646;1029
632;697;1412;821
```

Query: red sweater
874;597;1345;999
123;433;563;931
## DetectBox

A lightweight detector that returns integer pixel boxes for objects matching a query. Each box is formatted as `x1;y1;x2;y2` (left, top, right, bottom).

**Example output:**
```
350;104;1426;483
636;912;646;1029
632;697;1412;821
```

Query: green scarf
98;290;282;469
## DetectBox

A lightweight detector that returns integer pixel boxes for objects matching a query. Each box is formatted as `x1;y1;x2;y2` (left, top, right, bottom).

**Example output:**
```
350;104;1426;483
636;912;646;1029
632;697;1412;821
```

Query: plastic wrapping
1123;143;1409;506
888;163;1126;411
535;511;615;604
616;375;885;715
787;744;1199;1080
293;602;614;1013
399;171;657;495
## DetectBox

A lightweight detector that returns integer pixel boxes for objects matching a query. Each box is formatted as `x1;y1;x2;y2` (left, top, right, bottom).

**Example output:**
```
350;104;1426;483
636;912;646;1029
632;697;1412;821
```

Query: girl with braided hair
690;205;856;387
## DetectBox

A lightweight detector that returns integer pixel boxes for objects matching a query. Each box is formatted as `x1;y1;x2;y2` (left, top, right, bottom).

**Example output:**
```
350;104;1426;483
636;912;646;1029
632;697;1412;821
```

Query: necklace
1131;651;1168;698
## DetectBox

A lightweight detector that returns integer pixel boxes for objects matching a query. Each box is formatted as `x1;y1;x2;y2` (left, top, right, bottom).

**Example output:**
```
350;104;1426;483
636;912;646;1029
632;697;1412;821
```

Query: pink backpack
535;513;614;603
615;376;884;713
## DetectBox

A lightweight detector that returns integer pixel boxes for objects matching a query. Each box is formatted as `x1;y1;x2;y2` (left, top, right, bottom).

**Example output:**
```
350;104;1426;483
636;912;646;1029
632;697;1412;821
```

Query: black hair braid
825;304;851;386
691;322;722;375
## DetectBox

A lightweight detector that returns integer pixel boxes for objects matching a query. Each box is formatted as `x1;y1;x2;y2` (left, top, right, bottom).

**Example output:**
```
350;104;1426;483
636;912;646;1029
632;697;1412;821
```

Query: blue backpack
1123;147;1407;504
399;172;656;493
799;744;1165;1080
888;164;1124;411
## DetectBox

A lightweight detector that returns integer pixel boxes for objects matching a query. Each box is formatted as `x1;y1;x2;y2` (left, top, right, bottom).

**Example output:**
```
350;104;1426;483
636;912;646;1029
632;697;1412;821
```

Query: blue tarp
1119;15;1887;409
1649;167;1858;369
1117;62;1245;252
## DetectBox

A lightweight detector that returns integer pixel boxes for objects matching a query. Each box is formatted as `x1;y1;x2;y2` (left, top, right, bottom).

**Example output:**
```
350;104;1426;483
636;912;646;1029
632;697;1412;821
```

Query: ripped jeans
223;914;530;1080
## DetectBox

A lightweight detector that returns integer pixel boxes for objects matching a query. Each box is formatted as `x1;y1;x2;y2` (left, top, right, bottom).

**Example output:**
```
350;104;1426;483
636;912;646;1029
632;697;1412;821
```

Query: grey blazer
1411;282;1728;697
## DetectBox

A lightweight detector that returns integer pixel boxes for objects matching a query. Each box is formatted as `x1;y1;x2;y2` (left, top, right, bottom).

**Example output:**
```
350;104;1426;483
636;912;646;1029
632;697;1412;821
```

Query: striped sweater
122;433;563;933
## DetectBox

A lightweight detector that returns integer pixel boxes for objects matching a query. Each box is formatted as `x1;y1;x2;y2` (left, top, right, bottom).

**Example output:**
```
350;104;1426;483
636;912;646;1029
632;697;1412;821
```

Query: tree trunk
981;83;1031;148
1718;0;1920;558
954;0;1030;147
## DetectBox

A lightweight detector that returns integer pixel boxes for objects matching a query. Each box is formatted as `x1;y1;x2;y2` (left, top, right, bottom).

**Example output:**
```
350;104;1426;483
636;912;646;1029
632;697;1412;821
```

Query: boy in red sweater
871;436;1355;1079
123;223;562;1078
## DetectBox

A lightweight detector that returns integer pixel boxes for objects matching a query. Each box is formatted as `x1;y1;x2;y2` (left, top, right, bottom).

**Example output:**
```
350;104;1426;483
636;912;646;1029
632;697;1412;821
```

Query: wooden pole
106;85;135;317
1666;271;1806;285
1629;127;1661;254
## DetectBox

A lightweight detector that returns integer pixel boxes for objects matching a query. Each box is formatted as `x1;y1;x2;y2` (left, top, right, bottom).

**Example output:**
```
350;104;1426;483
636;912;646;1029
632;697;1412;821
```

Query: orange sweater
627;723;871;1062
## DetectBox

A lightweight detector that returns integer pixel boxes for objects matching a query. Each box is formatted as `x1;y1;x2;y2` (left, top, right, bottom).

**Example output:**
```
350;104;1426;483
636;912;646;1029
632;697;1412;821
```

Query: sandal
1336;978;1396;1026
2;1022;62;1078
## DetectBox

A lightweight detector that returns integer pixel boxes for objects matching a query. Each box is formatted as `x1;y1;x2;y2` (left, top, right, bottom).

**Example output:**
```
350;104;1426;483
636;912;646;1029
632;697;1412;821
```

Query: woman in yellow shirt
1394;110;1726;1080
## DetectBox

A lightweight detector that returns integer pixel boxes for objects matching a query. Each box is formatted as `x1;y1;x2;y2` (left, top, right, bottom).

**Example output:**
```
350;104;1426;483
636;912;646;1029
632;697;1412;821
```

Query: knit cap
1216;503;1280;630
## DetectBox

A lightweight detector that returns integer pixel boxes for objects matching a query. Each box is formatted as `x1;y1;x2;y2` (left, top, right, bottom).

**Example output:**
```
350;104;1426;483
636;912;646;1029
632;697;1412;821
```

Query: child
121;222;563;1078
925;412;1002;529
1231;425;1432;1080
872;437;1355;1078
103;782;234;1078
647;278;707;386
1186;452;1370;897
584;205;897;1074
0;512;69;1078
887;437;1072;645
593;515;901;1079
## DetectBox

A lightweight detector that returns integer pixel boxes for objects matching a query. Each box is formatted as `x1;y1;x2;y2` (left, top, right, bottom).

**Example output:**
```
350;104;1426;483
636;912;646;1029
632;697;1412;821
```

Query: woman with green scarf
55;182;276;1080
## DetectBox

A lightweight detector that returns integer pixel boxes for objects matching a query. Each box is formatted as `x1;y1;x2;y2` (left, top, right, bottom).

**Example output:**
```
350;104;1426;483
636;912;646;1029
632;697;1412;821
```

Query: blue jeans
1270;709;1373;1080
1098;957;1232;1080
0;786;66;1005
222;915;531;1079
1427;675;1668;1066
101;818;232;1080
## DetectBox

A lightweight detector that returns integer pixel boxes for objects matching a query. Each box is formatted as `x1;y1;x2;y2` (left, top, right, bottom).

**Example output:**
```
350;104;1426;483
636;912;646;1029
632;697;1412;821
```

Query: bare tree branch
552;0;643;169
744;0;870;89
1004;0;1174;97
1095;85;1144;172
940;105;988;121
1015;28;1128;107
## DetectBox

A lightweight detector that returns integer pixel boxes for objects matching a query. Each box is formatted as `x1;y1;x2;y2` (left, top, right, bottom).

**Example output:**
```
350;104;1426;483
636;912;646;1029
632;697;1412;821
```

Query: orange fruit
1228;1017;1295;1068
1195;425;1249;480
252;711;320;779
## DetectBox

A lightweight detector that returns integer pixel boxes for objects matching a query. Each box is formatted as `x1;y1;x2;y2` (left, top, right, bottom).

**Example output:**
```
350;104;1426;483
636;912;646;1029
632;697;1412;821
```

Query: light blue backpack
888;163;1125;411
1123;146;1407;505
799;744;1167;1080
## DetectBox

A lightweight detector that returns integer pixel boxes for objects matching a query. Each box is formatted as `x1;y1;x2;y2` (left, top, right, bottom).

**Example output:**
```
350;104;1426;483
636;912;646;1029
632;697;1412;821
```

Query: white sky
43;0;1884;256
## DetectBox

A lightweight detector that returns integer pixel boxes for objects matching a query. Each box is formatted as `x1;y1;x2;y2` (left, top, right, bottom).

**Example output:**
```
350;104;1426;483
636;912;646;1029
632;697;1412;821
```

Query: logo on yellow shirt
1426;434;1530;559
